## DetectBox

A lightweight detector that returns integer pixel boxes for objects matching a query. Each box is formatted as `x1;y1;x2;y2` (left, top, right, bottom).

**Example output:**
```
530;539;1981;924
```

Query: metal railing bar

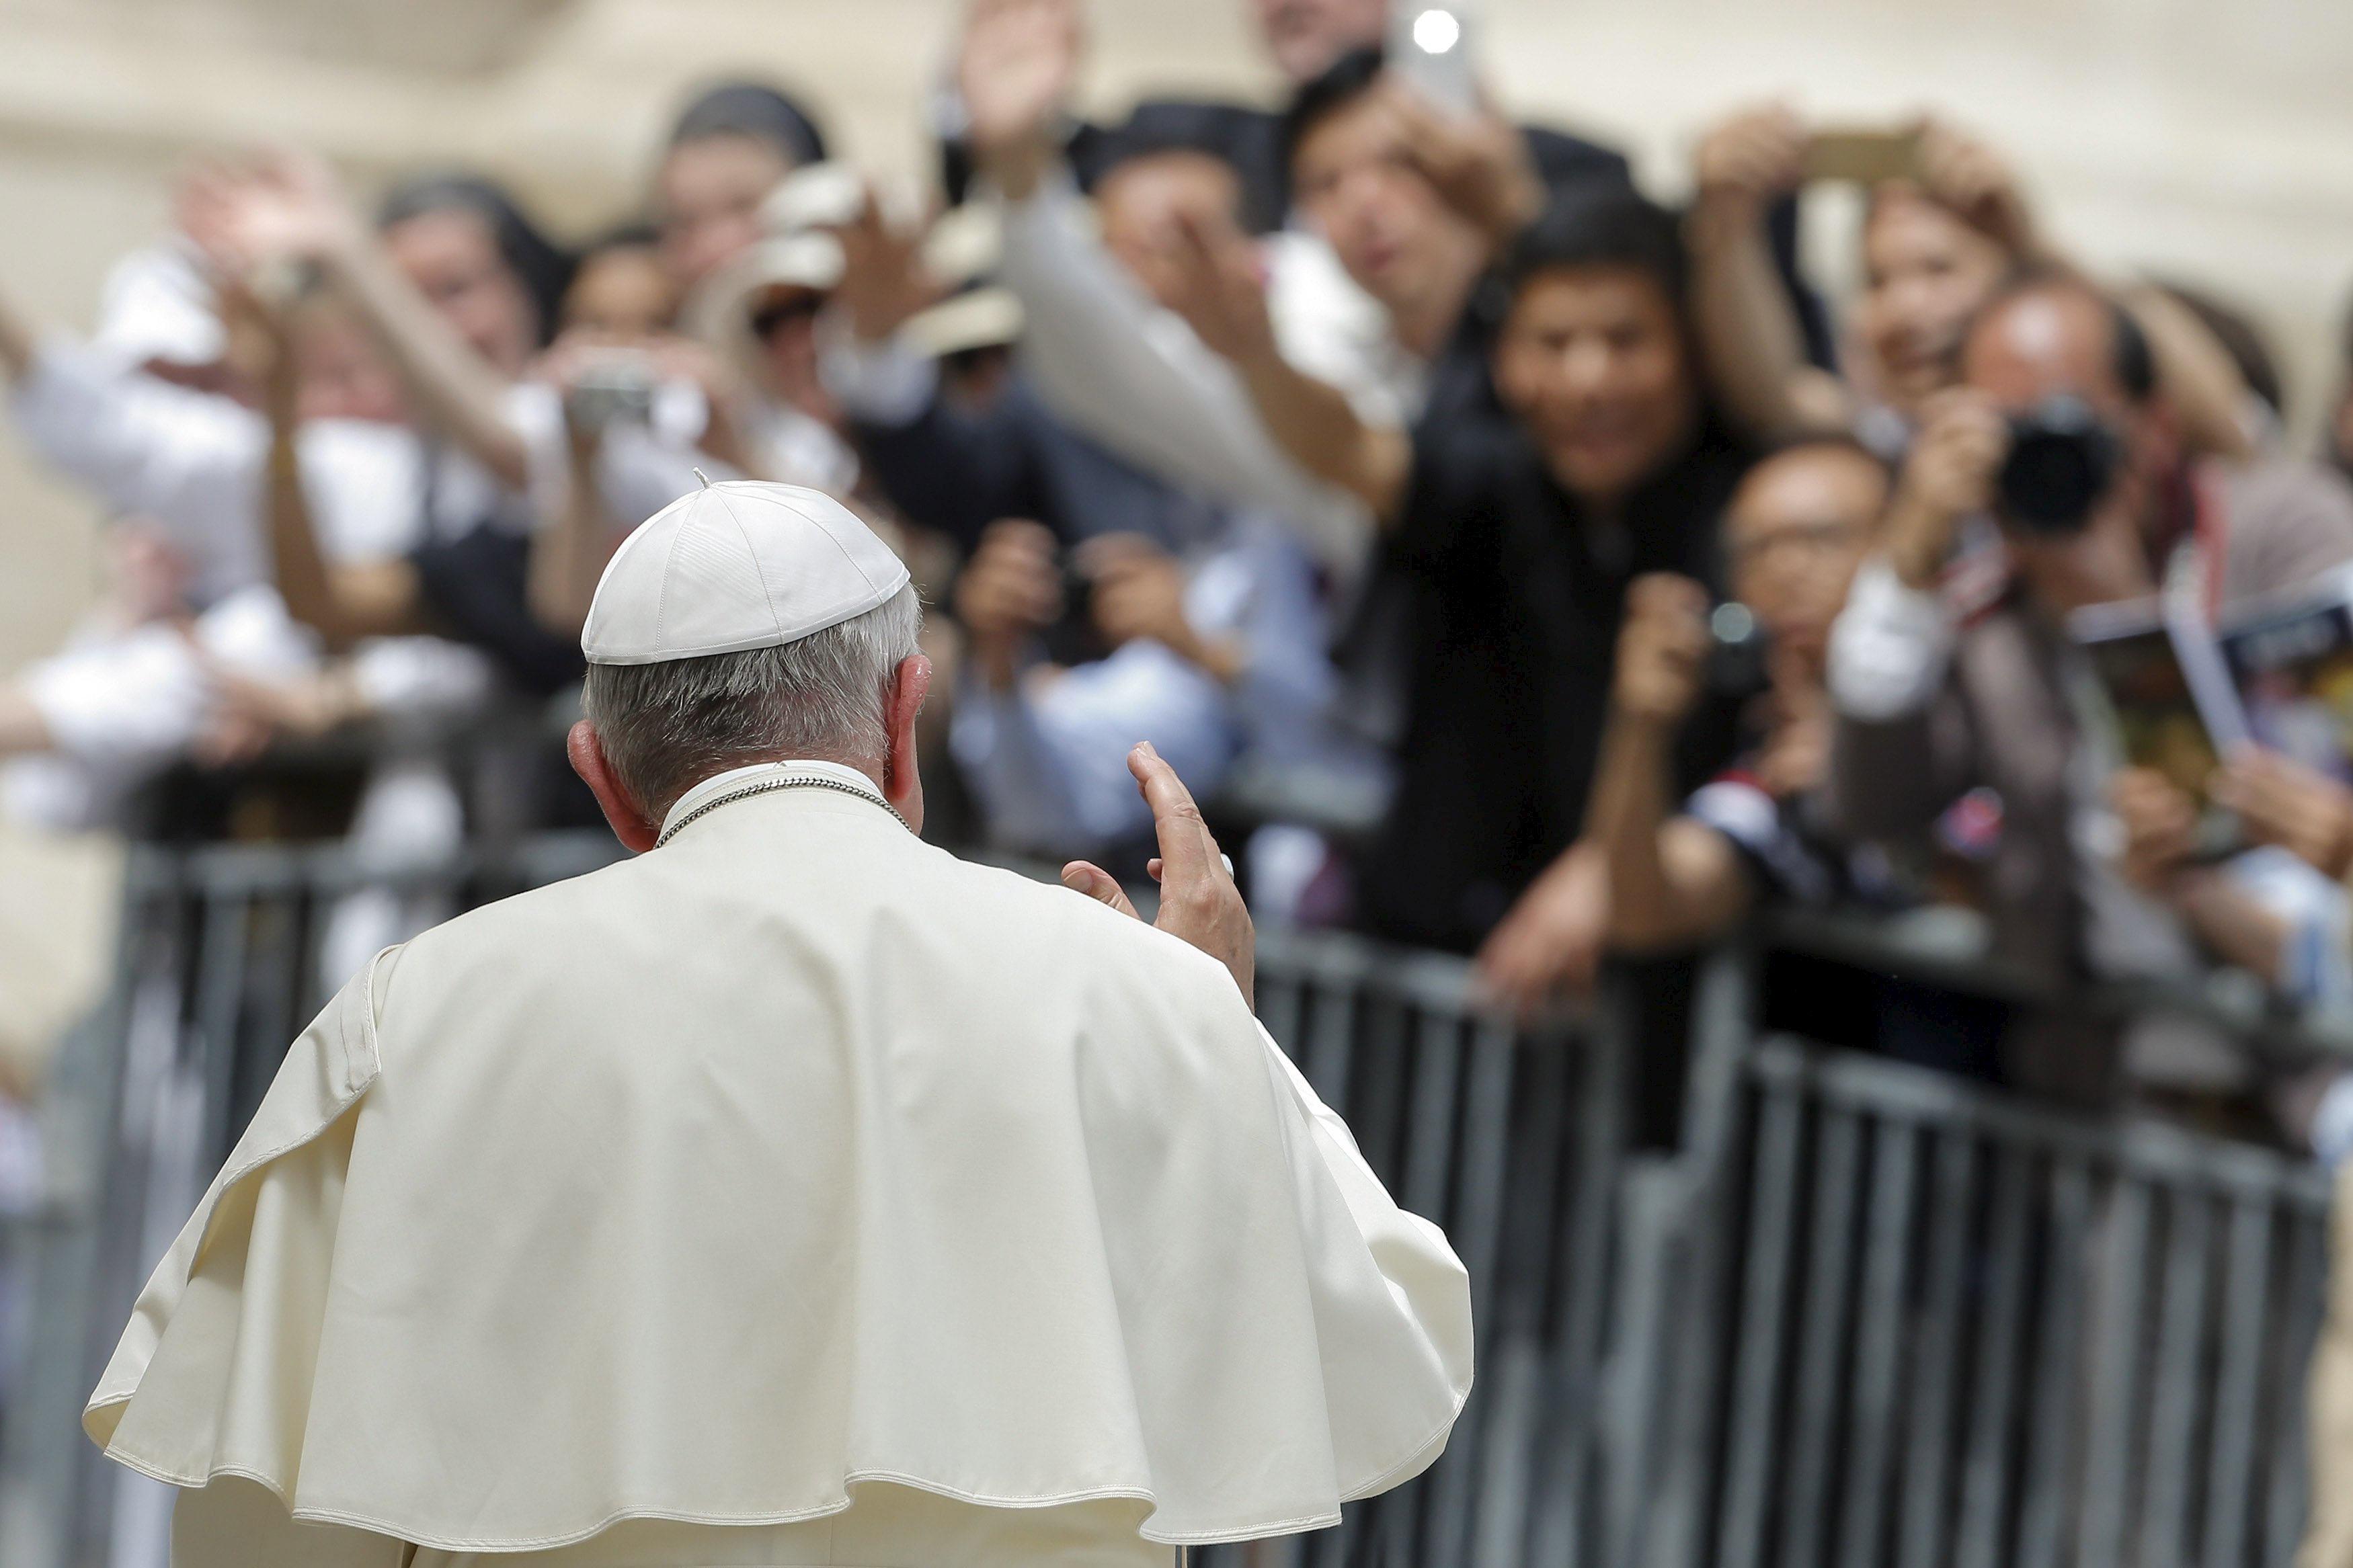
1778;1104;1863;1568
2261;1212;2325;1568
1835;1118;1921;1568
1896;1128;1980;1568
1952;1139;2035;1568
2199;1195;2274;1568
2141;1188;2215;1568
1712;1075;1804;1568
2077;1178;2155;1568
2016;1156;2096;1568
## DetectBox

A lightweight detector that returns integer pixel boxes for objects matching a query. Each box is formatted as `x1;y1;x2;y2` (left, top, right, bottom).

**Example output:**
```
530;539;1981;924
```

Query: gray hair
582;583;922;817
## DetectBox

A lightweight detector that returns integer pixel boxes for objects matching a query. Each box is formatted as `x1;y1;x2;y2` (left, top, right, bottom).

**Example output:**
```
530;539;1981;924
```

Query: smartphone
1387;1;1479;118
1802;128;1920;185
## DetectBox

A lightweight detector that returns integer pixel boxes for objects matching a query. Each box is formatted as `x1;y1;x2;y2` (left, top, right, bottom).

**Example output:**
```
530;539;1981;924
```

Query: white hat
582;481;910;666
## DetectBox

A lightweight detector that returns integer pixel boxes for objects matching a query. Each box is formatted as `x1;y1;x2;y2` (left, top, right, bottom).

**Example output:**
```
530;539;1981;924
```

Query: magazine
2069;594;2246;800
2216;565;2353;786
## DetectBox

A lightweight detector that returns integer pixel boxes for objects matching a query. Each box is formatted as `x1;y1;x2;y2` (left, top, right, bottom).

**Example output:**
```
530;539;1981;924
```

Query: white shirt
950;522;1376;858
993;175;1380;576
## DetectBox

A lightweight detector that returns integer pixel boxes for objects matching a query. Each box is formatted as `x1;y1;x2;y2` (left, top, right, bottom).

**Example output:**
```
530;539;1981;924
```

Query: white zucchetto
582;480;910;666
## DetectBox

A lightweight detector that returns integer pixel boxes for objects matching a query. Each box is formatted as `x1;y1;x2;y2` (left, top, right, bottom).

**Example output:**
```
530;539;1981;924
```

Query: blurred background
4;0;2353;674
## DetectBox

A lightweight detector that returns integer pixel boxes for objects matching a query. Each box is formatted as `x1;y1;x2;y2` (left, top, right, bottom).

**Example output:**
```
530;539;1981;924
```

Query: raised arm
1685;106;1853;444
961;0;1376;563
1913;121;2254;460
249;293;426;648
179;152;533;489
1587;575;1757;948
1162;206;1412;522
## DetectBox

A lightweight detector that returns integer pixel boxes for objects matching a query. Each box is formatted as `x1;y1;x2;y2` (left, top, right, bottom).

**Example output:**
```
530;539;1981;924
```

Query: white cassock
84;759;1474;1567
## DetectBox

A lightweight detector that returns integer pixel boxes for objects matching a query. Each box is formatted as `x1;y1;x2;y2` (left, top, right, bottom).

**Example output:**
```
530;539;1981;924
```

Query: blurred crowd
7;0;2353;1165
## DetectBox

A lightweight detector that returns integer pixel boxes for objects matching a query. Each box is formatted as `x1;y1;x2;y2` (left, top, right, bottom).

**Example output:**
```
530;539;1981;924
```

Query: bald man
1822;268;2353;1108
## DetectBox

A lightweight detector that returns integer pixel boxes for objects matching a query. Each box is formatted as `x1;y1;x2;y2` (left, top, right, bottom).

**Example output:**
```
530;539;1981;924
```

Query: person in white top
958;0;1549;572
91;481;1473;1567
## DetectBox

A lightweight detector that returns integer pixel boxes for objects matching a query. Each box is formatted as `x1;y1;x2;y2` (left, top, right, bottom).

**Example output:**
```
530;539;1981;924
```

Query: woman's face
562;247;680;343
383;206;538;378
657;134;794;290
1855;188;2009;415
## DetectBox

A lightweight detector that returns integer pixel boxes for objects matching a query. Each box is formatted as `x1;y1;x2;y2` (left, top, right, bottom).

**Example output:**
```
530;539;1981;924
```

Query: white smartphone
1387;0;1479;118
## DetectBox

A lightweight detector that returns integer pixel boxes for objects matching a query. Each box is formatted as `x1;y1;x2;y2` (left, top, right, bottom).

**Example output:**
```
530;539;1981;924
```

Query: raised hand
1375;76;1542;249
954;518;1064;689
1164;206;1275;366
957;0;1084;198
1915;119;2037;257
825;188;942;346
1060;741;1256;1006
177;148;359;277
1884;388;2007;588
1693;104;1806;220
1611;573;1712;728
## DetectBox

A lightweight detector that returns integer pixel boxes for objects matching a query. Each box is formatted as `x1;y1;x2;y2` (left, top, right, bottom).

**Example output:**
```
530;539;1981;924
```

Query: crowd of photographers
7;0;2353;1173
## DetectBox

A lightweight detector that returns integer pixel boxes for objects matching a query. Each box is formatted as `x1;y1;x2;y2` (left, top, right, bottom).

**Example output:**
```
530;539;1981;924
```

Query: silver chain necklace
655;774;912;849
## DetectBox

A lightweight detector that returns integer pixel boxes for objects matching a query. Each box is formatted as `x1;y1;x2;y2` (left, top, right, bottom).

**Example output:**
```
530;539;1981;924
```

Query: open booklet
2071;561;2353;795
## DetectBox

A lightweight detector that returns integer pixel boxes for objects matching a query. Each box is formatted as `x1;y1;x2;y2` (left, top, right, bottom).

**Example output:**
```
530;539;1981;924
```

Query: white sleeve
948;662;1095;859
819;328;942;428
1826;555;1960;722
9;337;253;514
20;624;208;766
348;637;497;727
1257;1022;1474;1423
9;336;264;595
996;177;1372;573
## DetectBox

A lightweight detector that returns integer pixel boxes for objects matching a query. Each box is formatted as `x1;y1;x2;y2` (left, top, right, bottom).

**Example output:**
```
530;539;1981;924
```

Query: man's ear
881;653;932;835
567;720;660;854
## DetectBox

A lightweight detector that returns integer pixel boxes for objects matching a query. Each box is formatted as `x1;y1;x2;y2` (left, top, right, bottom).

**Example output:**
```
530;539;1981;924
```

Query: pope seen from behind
81;479;1474;1567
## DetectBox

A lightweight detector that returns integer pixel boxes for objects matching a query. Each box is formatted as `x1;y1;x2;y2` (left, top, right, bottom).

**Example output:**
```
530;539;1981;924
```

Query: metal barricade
0;839;2336;1568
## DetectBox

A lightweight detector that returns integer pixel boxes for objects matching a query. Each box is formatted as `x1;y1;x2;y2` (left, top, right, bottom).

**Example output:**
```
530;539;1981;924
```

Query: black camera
1706;601;1770;696
1997;394;2122;536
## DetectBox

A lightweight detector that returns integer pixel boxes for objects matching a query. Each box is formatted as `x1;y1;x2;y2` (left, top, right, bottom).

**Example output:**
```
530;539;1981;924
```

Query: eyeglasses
1725;519;1866;569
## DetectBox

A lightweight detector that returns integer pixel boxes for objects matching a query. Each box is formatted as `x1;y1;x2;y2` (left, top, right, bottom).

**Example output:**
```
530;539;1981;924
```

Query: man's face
1724;447;1888;661
658;134;795;290
1291;93;1481;319
383;208;537;378
1961;285;2179;605
1857;188;2009;415
1493;266;1698;505
1097;153;1245;314
1253;0;1385;83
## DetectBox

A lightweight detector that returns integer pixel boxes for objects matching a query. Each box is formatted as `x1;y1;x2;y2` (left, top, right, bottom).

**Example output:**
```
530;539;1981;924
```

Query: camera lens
1997;395;2120;535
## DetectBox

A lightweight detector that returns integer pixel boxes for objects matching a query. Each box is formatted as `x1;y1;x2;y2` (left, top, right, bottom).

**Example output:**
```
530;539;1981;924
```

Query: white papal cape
86;763;1474;1567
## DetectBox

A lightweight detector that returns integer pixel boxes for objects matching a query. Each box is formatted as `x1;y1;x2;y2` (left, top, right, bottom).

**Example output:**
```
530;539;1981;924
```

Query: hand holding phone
1802;128;1921;185
1388;1;1479;118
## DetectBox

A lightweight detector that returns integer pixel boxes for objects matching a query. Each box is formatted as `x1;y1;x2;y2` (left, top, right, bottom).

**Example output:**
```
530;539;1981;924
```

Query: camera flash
1411;8;1462;54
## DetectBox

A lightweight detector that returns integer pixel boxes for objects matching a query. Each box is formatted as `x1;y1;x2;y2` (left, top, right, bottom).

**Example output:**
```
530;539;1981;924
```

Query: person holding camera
948;514;1369;877
1478;438;1890;1012
1825;269;2353;1108
1686;106;2259;466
